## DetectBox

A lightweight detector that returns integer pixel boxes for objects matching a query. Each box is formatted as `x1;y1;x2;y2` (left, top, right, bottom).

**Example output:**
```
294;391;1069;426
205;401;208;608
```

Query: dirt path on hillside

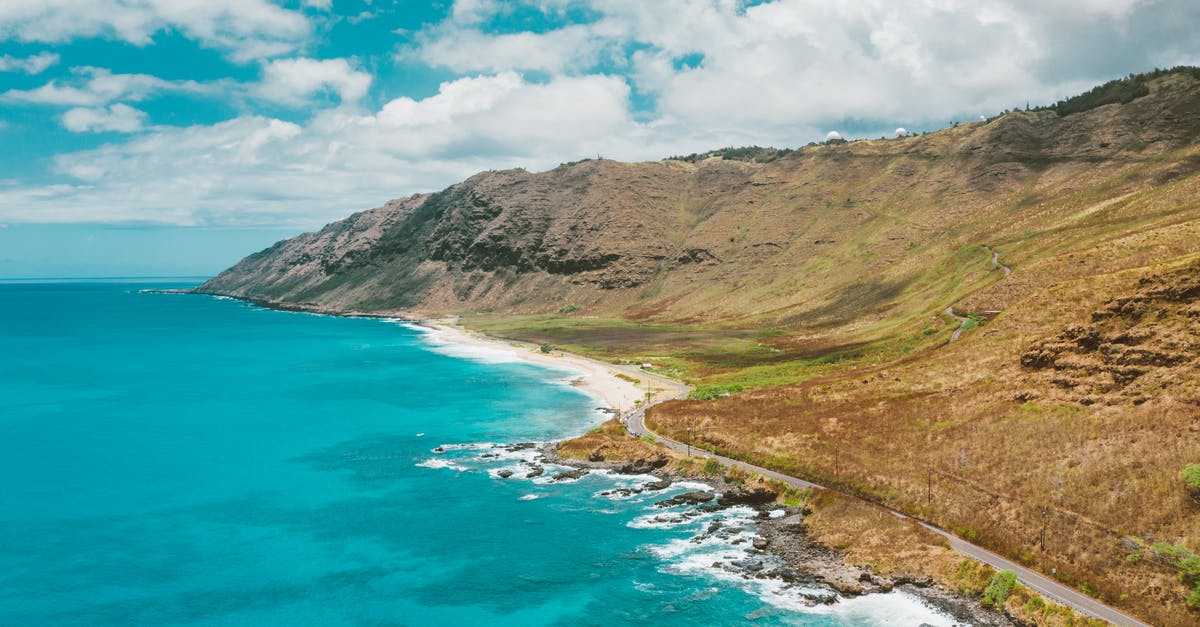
947;247;1011;342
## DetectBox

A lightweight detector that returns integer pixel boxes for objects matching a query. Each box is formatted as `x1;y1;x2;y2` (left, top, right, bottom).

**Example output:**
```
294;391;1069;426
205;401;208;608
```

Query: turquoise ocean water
0;282;958;625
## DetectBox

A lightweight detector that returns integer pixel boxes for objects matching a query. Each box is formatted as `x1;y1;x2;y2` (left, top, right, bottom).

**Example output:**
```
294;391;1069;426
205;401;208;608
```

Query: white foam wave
415;458;466;471
634;500;958;626
518;494;542;501
434;442;495;452
403;325;529;364
777;589;957;626
671;480;716;491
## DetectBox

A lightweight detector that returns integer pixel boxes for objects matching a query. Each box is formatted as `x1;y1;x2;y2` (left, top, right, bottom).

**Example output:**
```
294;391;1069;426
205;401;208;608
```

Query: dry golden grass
803;490;1104;626
522;76;1200;625
649;258;1200;625
555;419;670;463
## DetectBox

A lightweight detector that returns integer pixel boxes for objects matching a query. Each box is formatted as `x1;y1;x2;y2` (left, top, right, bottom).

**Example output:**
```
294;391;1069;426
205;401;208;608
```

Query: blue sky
1;0;1198;278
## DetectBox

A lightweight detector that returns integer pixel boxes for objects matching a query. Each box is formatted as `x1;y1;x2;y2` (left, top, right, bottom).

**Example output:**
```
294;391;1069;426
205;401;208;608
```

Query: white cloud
417;0;1200;131
413;24;608;74
0;0;312;62
1;66;214;106
61;103;148;132
0;52;59;74
0;72;711;226
2;0;1198;229
254;57;372;105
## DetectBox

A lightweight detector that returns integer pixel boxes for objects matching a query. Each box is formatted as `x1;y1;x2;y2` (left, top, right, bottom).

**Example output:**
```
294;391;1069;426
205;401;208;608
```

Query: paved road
624;405;1149;626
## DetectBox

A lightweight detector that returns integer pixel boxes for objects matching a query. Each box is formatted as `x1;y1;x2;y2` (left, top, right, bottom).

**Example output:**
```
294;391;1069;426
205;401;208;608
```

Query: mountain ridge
198;68;1200;333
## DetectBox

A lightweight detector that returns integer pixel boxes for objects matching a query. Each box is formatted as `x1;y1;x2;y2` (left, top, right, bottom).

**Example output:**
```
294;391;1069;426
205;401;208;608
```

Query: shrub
983;570;1018;607
539;343;555;353
701;458;724;475
954;558;995;595
1149;541;1200;610
1179;554;1200;586
557;304;579;314
1182;463;1200;503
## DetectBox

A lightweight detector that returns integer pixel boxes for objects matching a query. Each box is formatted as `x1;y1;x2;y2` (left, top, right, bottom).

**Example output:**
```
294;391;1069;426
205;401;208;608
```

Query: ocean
0;281;958;625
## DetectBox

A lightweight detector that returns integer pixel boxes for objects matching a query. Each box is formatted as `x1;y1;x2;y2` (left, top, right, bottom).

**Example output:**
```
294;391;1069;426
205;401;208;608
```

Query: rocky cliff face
198;70;1200;328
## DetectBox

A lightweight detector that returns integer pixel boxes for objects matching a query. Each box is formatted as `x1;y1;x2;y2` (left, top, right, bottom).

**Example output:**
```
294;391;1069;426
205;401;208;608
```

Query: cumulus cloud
61;103;148;132
1;66;214;106
0;52;60;74
3;0;1199;228
419;0;1200;129
0;72;714;226
413;24;609;74
254;57;372;106
0;0;312;61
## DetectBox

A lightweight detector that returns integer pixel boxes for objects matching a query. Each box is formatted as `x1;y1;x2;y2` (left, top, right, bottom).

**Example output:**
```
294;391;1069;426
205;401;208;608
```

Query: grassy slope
476;75;1200;624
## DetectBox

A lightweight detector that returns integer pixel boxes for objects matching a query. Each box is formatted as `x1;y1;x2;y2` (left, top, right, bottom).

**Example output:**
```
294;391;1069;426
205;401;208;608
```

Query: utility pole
834;442;840;479
927;467;932;506
1040;507;1048;549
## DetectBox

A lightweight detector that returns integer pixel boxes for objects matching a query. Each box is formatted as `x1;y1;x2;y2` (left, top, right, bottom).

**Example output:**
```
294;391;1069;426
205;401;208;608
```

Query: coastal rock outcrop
655;491;715;508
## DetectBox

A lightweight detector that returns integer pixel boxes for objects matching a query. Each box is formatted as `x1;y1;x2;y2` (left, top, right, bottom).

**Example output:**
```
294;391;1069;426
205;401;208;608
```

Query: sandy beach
409;318;689;413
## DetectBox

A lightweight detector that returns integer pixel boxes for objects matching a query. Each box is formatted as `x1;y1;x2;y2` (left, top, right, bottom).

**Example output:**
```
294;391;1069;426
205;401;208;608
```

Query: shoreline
173;289;686;417
406;318;677;414
541;444;1014;626
171;291;1022;625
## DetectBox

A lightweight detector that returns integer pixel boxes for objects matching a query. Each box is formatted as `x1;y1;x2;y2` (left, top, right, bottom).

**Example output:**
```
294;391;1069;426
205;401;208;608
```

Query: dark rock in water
506;442;537;452
707;521;723;534
600;488;641;498
525;465;544;479
480;453;499;459
753;538;769;550
655;491;715;508
717;487;778;507
496;469;513;478
433;447;445;453
642;479;672;491
618;457;669;474
549;468;590;482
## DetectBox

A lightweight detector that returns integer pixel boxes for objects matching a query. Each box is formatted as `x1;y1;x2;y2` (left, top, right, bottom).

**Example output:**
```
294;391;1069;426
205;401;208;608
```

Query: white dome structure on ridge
894;127;907;137
825;131;843;141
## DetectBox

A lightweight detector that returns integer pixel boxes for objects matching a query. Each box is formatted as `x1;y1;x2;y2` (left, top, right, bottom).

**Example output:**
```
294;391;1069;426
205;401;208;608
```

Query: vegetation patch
666;145;794;163
688;383;744;400
1150;541;1200;611
1182;463;1200;503
983;570;1017;607
1038;66;1200;116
